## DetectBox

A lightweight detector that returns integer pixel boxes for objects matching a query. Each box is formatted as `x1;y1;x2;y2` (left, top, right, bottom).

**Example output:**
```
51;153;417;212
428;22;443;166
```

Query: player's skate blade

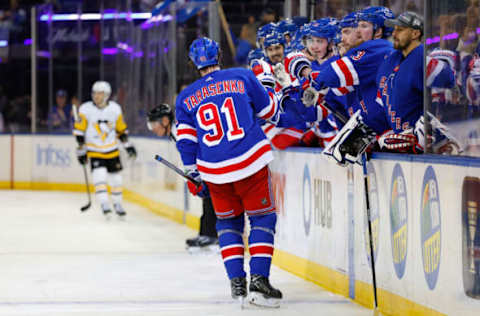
113;204;126;220
248;274;282;308
103;209;112;220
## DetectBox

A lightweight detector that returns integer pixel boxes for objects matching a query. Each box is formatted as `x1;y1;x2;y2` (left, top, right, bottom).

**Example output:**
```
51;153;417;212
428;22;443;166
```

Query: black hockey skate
248;274;282;308
230;277;247;299
186;236;218;247
113;203;126;218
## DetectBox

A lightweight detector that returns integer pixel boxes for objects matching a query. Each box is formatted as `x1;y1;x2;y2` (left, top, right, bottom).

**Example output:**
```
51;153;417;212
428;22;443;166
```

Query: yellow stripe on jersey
116;113;128;134
86;141;118;150
87;150;120;159
74;113;88;131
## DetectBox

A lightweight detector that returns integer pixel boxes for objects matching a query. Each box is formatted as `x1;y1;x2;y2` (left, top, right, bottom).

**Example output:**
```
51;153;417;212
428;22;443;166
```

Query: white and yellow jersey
73;101;128;159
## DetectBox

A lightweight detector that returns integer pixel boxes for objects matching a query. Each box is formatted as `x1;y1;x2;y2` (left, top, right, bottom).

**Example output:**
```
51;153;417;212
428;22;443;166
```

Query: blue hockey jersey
312;39;393;133
175;68;278;184
376;44;455;133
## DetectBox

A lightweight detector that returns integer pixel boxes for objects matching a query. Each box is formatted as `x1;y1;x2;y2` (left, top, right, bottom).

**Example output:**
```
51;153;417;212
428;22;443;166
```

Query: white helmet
91;81;111;106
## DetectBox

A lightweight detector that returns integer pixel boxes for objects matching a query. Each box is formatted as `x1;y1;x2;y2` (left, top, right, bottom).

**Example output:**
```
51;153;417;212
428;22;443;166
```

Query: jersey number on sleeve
196;97;245;147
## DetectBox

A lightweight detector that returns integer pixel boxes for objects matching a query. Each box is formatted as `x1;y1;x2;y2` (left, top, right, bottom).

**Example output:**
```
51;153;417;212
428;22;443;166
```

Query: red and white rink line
0;190;371;316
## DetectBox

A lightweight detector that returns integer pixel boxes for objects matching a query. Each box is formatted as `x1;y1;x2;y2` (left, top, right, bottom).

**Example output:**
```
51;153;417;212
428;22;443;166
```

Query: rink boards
1;134;480;316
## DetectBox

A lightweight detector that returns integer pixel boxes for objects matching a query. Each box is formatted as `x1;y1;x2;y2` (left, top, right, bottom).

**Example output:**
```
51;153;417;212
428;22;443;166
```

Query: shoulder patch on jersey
205;76;213;81
351;50;365;61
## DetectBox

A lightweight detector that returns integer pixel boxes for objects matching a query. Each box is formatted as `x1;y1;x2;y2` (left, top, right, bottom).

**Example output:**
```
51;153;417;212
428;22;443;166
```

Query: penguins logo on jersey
95;120;113;141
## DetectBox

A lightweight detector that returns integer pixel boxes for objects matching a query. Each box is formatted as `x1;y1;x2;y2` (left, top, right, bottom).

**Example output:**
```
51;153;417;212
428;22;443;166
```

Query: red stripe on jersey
263;124;276;134
317;104;328;120
337;86;350;95
177;128;197;137
249;244;274;256
197;144;271;174
426;58;438;78
259;91;277;120
336;59;354;86
221;246;244;259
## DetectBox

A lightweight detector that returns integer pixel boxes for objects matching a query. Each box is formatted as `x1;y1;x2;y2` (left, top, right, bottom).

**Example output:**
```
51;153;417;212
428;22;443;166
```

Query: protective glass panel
428;1;479;157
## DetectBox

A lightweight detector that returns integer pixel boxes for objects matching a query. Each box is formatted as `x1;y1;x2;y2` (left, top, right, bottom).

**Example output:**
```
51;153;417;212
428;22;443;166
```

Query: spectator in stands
240;15;257;48
48;89;72;133
5;95;30;133
259;8;276;26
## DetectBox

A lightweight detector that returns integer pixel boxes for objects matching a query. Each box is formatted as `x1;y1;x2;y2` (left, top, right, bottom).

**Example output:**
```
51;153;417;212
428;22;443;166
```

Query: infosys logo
390;163;408;279
420;166;441;290
36;144;71;167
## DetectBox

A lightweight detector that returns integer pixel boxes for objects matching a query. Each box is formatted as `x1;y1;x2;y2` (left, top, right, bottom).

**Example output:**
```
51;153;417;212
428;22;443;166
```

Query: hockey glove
273;62;291;87
322;110;376;166
377;129;420;154
186;170;210;199
76;147;88;165
414;114;463;155
124;143;137;159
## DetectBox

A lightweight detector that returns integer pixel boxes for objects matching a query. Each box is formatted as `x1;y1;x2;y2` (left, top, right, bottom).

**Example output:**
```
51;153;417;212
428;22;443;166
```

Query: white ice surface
0;190;371;316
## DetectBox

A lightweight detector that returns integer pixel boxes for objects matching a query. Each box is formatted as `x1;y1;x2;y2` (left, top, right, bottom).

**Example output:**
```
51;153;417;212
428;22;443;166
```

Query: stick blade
80;202;91;212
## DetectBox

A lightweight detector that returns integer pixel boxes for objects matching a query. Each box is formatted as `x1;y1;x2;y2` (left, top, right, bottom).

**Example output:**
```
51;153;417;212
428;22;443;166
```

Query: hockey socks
248;212;276;277
217;215;246;279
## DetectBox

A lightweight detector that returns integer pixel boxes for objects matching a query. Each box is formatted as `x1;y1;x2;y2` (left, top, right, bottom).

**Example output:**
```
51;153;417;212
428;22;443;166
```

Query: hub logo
365;163;380;264
390;163;408;279
462;176;480;299
271;171;286;217
420;166;441;290
303;164;312;236
36;144;71;167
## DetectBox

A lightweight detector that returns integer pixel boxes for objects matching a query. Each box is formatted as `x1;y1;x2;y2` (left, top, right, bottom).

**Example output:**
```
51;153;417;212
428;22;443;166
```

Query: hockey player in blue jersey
176;37;282;307
376;11;459;154
293;7;396;165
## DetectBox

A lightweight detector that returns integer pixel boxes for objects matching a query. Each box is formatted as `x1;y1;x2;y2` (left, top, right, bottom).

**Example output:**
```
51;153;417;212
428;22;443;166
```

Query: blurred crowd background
1;0;480;157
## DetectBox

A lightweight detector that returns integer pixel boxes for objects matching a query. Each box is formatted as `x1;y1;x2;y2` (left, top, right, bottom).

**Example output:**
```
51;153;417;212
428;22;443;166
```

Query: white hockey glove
301;86;320;107
273;62;291;88
322;110;376;166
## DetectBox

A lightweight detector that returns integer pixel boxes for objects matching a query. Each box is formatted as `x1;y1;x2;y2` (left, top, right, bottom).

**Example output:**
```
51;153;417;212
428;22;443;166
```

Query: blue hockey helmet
263;31;285;49
339;12;359;29
247;48;264;66
278;19;297;36
256;22;278;48
314;17;337;26
358;6;395;38
188;37;220;69
309;19;339;43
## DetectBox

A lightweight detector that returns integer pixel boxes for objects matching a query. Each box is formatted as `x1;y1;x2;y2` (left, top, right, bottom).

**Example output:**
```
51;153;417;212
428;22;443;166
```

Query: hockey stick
80;163;92;212
72;104;92;212
154;155;201;186
362;153;379;314
321;101;380;311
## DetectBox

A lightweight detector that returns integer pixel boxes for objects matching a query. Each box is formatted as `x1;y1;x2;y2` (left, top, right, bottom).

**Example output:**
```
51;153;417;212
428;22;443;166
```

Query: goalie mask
91;81;111;107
